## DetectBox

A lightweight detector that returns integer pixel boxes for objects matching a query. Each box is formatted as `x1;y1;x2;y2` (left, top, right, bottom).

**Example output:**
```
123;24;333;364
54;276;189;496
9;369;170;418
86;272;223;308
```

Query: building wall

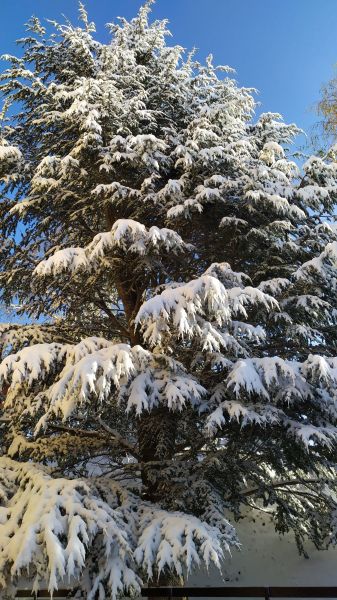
189;513;337;588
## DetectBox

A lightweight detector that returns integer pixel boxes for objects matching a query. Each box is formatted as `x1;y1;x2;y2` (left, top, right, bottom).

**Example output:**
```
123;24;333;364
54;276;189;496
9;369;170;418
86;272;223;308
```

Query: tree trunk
137;407;182;592
107;202;184;588
145;570;185;600
137;407;177;502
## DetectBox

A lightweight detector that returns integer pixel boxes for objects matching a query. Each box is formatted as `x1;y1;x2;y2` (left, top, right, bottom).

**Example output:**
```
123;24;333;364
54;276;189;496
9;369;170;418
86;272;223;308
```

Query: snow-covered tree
1;2;337;597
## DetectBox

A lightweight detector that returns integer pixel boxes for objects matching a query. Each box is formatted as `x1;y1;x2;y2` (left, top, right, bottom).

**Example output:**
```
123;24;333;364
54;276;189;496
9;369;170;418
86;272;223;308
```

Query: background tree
319;68;337;140
1;2;337;598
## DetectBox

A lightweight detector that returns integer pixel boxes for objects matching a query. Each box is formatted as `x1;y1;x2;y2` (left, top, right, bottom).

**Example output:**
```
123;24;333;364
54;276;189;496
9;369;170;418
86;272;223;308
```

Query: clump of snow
34;219;189;277
0;458;139;598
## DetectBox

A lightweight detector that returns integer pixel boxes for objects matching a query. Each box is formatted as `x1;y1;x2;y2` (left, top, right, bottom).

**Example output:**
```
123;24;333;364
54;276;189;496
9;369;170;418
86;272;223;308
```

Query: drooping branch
240;478;321;498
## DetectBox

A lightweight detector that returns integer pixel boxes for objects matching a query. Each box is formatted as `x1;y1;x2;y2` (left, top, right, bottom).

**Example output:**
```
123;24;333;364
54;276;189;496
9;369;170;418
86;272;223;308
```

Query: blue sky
0;0;337;147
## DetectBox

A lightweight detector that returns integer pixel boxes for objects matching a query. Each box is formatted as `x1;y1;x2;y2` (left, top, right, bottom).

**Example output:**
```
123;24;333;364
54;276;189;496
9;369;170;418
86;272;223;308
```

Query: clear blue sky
0;0;337;146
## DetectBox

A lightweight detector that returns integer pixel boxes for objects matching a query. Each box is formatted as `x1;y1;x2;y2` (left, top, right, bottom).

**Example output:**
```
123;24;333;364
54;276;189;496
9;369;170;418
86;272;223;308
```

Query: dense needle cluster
0;2;337;597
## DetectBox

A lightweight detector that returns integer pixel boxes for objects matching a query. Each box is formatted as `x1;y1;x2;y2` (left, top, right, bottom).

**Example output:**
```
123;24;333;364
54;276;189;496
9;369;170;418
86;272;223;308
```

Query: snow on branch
227;286;278;317
207;400;283;433
245;190;306;220
33;343;150;431
0;458;139;599
204;262;250;288
0;342;67;388
294;241;337;282
34;248;88;277
0;460;234;598
123;367;206;415
136;275;231;346
0;337;114;392
93;478;236;583
0;323;66;357
258;277;291;295
87;219;189;259
134;507;230;579
0;138;23;184
207;354;337;448
136;274;277;347
0;335;209;425
0;140;22;165
34;219;189;277
226;356;300;397
0;338;151;428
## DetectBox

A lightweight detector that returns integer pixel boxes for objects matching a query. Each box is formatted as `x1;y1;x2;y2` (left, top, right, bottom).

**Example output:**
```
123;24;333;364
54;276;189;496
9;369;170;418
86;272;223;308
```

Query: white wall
189;512;337;589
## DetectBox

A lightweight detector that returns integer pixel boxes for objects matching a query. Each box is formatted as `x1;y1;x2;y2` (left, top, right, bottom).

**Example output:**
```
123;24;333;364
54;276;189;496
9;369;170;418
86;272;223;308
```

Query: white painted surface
189;513;337;589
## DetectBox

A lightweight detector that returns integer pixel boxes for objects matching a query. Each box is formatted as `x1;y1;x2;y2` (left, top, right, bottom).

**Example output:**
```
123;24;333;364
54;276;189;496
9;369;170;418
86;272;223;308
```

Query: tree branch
95;291;129;337
47;422;109;438
241;478;320;498
95;416;140;459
